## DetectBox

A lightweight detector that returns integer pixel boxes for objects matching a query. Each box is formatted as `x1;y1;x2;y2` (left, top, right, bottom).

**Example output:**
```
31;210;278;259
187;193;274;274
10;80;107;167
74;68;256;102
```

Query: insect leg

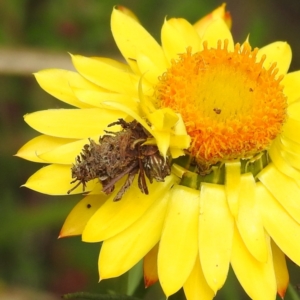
138;158;149;195
67;179;86;194
102;161;139;194
114;168;139;201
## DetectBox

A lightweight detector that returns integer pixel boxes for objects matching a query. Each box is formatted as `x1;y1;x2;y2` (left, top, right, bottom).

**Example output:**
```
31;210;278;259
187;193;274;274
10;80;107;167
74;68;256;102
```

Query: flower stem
287;284;300;300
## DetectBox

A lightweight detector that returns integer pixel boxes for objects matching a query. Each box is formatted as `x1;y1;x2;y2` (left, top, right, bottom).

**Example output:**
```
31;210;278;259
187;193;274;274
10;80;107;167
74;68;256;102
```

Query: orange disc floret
156;40;287;172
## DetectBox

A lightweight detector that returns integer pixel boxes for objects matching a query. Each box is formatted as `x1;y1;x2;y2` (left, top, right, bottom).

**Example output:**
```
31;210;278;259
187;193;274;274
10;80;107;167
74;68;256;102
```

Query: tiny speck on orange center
156;40;287;172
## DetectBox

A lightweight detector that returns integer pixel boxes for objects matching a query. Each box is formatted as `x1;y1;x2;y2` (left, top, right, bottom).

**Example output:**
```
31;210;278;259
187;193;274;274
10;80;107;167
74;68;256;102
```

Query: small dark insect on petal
68;119;171;201
213;108;221;114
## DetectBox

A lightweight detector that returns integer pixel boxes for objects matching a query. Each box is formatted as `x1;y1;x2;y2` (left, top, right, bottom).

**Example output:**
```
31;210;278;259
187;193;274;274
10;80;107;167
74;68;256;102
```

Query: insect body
68;119;171;201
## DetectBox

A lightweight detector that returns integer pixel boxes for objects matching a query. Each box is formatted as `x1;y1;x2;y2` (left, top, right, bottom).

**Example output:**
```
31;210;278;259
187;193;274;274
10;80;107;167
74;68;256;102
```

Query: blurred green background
1;0;300;299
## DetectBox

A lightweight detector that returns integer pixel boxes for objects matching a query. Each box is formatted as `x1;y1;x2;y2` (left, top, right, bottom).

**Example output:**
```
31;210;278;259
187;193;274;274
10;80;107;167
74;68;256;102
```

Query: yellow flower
16;4;300;300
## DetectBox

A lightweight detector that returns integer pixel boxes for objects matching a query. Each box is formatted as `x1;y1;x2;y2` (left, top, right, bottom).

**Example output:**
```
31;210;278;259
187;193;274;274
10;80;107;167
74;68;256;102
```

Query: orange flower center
156;40;287;173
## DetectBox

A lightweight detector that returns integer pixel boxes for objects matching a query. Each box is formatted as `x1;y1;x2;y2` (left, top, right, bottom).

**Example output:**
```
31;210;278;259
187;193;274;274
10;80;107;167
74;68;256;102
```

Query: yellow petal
73;88;139;112
283;101;300;143
257;42;291;76
153;131;171;159
280;148;300;170
183;256;215;300
169;114;191;156
38;135;100;164
158;185;199;297
15;135;76;163
201;19;234;51
136;53;165;85
59;194;107;237
24;108;126;139
268;139;300;182
236;174;268;262
193;4;231;37
170;148;185;158
198;183;233;292
138;83;156;114
161;18;201;62
282;70;300;104
287;95;300;118
98;191;169;279
231;227;276;300
23;164;97;195
34;69;100;108
169;135;191;151
82;174;178;242
283;117;300;144
93;56;132;72
111;7;166;72
278;136;300;169
258;163;300;224
115;5;140;22
143;243;159;288
280;135;300;155
101;101;152;133
257;182;300;266
271;240;289;299
280;136;300;171
225;161;241;218
147;108;178;131
71;55;139;96
173;113;188;135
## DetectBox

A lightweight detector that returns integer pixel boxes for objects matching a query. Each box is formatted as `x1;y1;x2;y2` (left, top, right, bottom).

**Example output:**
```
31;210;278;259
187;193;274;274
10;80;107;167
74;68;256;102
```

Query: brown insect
67;119;171;201
213;108;221;114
